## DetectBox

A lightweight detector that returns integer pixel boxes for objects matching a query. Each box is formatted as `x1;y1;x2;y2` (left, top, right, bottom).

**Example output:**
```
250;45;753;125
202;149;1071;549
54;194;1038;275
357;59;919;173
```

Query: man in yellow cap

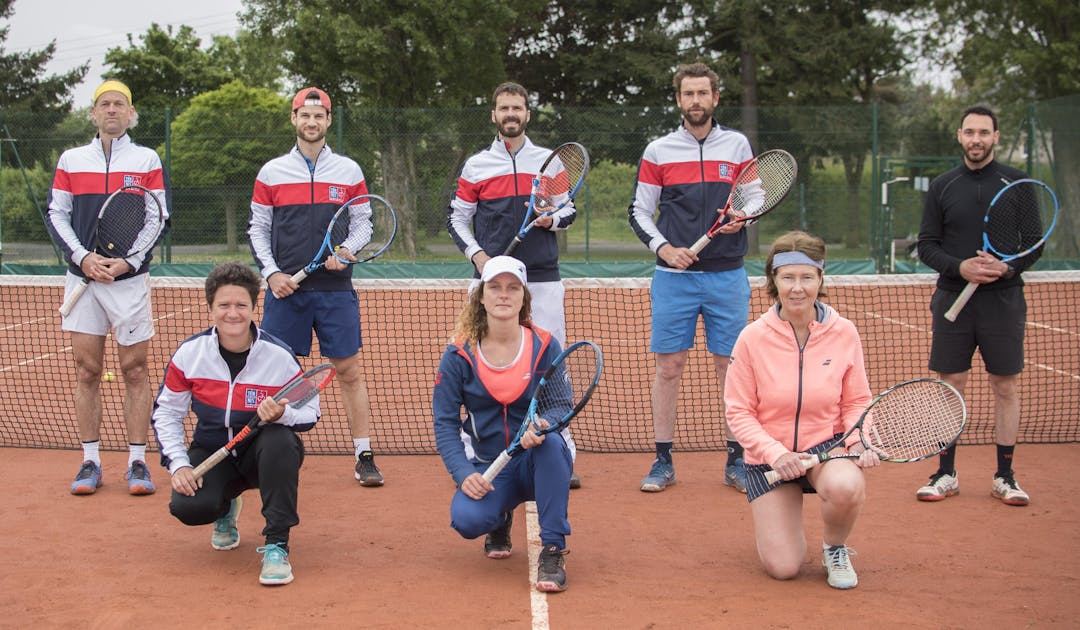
44;79;171;496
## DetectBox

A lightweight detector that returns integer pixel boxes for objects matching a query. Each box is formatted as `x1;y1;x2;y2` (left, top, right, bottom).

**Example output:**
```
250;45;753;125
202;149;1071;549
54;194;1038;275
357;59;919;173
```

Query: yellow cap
93;80;133;106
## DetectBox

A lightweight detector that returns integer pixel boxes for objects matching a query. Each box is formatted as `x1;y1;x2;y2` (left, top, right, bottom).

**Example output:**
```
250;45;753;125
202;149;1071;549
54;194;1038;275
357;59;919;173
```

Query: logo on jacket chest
244;388;269;408
123;174;143;187
328;185;344;201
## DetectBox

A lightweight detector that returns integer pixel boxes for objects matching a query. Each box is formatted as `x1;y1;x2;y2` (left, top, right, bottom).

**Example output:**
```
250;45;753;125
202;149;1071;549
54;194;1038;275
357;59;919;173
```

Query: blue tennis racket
291;194;397;284
503;142;589;256
482;340;603;483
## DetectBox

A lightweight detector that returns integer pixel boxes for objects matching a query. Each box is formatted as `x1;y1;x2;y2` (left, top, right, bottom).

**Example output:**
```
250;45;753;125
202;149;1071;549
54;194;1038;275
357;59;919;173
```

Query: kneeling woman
724;231;879;589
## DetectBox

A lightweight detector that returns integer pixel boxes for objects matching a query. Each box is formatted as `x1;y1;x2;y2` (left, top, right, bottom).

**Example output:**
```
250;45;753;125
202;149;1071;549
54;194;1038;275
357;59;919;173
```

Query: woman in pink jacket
725;231;879;590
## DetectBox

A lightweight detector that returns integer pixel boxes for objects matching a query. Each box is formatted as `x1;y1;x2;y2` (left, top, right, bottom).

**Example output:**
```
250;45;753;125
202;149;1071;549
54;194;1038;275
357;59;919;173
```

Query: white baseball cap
481;256;527;284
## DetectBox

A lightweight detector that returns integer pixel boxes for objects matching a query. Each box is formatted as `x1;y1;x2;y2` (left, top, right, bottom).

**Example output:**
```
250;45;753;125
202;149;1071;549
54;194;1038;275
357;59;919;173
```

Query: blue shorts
261;290;361;358
650;268;750;355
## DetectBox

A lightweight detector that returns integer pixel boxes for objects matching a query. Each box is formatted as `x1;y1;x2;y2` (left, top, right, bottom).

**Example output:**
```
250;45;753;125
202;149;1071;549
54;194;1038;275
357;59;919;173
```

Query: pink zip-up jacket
724;302;872;467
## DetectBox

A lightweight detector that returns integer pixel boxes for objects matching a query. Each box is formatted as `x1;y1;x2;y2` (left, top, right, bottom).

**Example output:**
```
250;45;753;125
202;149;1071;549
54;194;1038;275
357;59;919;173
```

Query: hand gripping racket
191;363;336;480
58;184;166;316
688;149;798;255
481;340;603;483
764;378;966;484
944;178;1058;321
291;194;398;284
503;142;589;256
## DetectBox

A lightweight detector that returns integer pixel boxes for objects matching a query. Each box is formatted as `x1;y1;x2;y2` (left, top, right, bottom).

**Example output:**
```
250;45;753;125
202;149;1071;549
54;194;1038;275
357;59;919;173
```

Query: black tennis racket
764;378;966;485
191;363;336;480
944;179;1058;322
291;194;397;284
58;184;166;316
688;149;798;255
503;142;589;256
481;340;603;483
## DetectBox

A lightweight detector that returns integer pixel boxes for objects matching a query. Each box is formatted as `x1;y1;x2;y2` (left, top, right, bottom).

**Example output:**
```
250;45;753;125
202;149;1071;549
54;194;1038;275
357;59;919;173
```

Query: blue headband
772;251;824;270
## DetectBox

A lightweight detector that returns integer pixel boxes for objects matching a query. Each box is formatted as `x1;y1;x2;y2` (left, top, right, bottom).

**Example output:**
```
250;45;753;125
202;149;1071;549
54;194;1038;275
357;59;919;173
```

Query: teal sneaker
724;458;748;493
640;459;675;492
70;460;103;495
211;496;243;551
257;543;294;585
125;460;156;495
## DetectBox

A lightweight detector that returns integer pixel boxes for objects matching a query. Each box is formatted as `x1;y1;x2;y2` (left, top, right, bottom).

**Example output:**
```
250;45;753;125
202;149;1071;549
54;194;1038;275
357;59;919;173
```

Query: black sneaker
536;544;568;592
354;451;384;486
484;512;512;559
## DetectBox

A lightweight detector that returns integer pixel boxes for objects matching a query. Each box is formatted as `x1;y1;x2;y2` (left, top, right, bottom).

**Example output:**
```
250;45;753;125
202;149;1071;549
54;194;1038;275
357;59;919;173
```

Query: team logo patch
244;388;269;408
329;186;343;201
123;174;142;187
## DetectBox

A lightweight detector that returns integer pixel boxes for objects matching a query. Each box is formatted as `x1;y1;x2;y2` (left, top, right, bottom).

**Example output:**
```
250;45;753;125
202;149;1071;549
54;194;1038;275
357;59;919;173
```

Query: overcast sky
3;0;244;107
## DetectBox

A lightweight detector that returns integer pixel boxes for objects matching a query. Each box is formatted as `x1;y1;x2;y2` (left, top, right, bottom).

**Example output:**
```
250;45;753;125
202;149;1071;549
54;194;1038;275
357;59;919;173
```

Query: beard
497;116;526;138
963;143;992;165
681;107;713;128
297;127;327;143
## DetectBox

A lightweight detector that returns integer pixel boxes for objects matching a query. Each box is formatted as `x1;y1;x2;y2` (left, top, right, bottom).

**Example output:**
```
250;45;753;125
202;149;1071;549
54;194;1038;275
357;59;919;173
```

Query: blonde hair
451;282;533;344
764;231;827;300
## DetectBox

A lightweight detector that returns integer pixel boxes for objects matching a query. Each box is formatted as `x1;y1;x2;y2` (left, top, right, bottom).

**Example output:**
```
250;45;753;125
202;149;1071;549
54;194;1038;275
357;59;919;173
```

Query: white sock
354;438;371;458
82;441;101;465
129;443;147;466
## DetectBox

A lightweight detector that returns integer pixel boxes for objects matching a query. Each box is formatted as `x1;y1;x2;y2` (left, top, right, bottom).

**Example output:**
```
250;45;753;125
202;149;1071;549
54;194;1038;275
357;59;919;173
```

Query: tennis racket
291;194;397;284
944;178;1058;322
688;149;798;255
503;142;589;256
481;340;603;483
191;363;336;480
763;378;966;485
58;184;166;316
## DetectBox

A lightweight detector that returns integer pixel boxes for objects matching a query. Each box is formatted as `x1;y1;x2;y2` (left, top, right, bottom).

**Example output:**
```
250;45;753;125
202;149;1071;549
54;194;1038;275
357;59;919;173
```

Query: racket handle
191;447;230;480
58;279;90;316
503;237;523;256
944;281;978;322
481;452;513;484
688;233;712;255
763;455;822;485
290;269;309;284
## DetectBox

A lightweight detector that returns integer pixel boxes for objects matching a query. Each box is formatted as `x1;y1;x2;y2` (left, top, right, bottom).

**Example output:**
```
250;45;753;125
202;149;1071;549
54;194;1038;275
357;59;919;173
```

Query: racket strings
862;381;966;461
335;198;394;257
534;346;600;424
98;191;163;256
986;182;1055;256
730;151;796;217
536;146;587;208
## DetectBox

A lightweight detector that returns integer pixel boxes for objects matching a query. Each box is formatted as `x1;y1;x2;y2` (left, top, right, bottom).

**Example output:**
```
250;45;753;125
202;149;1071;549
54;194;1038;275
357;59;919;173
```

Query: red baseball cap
292;87;332;112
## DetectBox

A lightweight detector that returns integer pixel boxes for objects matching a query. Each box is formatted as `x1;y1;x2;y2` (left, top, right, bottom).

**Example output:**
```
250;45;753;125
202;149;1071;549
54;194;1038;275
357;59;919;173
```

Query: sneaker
640;459;675;492
484;511;513;559
536;544;568;592
724;458;748;493
354;450;384;486
125;460;156;495
916;470;959;502
569;472;581;489
257;543;294;585
823;545;858;589
992;473;1030;506
70;460;103;495
211;496;244;551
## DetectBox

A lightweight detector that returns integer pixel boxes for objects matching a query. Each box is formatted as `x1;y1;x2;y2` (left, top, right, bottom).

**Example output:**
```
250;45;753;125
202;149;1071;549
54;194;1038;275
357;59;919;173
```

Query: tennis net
2;271;1077;454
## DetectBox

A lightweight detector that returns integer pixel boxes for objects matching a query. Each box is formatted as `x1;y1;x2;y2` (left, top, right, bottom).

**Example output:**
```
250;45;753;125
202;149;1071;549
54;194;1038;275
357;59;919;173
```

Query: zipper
790;325;810;452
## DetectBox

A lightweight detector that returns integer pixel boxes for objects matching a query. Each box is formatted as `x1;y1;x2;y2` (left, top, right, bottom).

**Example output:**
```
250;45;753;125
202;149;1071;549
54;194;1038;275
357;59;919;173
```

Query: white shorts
61;272;154;345
468;278;566;347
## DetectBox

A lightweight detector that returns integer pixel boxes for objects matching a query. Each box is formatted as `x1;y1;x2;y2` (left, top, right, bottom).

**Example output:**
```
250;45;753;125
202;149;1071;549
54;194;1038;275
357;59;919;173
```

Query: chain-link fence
2;99;1077;270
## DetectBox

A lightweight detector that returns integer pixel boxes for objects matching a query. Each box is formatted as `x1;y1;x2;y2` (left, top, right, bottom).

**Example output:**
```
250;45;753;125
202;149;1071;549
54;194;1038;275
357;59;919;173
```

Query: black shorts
929;285;1026;376
744;434;842;502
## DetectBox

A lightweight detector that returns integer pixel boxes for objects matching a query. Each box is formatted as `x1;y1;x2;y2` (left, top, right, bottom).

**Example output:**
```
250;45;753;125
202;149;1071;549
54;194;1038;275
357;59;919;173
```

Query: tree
165;81;292;251
0;0;87;112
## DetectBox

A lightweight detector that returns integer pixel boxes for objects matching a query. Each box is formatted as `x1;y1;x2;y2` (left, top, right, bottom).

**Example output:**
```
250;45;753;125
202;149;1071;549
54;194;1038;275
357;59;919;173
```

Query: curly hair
451;282;533;344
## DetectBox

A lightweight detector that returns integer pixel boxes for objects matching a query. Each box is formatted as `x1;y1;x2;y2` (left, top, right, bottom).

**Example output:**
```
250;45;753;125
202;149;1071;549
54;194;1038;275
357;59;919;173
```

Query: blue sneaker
640;459;675;492
212;496;243;551
257;543;294;585
125;460;156;495
724;458;748;493
70;460;103;495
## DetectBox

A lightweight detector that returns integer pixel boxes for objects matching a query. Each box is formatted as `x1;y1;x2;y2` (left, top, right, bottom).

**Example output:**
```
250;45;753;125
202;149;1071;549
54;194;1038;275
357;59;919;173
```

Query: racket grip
481;452;513;484
503;237;523;256
944;281;978;322
290;269;309;284
58;279;90;316
763;455;822;485
191;448;229;480
688;233;712;255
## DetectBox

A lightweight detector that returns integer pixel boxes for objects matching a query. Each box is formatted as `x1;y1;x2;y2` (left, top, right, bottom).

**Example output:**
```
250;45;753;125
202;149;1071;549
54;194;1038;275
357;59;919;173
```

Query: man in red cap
248;87;385;487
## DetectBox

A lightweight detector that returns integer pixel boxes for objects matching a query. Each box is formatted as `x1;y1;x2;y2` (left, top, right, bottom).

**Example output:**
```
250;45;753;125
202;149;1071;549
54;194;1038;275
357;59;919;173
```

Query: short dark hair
205;262;262;306
492;82;530;109
673;62;720;94
960;104;997;131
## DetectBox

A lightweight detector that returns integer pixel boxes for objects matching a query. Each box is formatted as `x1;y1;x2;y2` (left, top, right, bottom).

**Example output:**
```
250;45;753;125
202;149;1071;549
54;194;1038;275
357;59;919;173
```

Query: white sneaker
916;471;959;502
992;474;1030;506
823;545;858;589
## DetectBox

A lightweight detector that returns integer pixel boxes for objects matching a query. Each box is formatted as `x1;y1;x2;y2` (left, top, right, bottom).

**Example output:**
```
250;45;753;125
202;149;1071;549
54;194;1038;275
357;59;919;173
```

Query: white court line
525;501;550;630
